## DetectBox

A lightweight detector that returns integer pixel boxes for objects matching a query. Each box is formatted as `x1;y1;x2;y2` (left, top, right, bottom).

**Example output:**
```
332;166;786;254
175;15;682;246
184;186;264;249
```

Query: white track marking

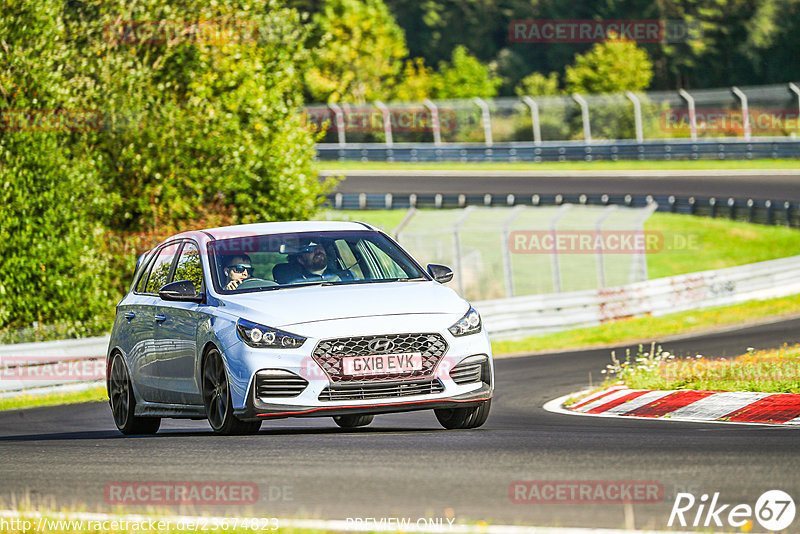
604;390;674;414
665;391;771;420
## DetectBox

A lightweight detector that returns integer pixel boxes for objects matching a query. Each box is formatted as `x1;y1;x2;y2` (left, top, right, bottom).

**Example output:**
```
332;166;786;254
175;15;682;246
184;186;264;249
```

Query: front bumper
234;381;492;421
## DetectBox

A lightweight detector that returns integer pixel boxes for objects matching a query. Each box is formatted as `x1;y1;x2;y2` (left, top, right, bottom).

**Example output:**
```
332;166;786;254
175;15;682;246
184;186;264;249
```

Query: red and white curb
545;386;800;426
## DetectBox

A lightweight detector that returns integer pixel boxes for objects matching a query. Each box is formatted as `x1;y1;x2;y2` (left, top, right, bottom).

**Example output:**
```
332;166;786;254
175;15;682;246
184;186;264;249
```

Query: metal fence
308;83;800;146
392;205;656;301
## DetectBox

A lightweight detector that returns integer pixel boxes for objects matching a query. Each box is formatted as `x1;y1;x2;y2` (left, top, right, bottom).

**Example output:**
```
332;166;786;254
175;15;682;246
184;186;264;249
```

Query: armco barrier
2;255;799;394
328;193;800;228
0;336;108;393
317;138;800;162
476;254;800;339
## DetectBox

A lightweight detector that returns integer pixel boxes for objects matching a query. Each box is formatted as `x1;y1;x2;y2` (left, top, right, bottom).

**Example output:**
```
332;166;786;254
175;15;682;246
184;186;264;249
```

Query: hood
217;281;469;328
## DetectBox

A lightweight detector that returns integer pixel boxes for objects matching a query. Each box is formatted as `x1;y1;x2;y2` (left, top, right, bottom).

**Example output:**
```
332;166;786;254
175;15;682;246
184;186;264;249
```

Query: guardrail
328;192;800;228
476;254;800;339
0;336;108;395
316;139;800;162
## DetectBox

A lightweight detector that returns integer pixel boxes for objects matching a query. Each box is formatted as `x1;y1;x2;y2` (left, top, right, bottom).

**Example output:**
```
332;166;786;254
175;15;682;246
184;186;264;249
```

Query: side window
364;241;407;278
174;242;204;292
335;239;364;279
135;253;156;293
144;243;180;293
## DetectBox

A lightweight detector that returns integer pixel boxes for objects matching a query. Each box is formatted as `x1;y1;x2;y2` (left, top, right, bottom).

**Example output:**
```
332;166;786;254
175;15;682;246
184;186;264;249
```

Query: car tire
332;414;374;428
434;399;491;430
108;353;161;435
202;348;262;436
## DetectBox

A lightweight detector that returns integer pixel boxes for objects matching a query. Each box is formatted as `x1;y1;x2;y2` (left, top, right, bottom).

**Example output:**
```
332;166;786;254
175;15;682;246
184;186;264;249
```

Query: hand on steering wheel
225;279;241;290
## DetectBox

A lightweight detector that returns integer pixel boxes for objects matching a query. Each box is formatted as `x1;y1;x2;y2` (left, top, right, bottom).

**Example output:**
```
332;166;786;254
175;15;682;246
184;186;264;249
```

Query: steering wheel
237;278;279;289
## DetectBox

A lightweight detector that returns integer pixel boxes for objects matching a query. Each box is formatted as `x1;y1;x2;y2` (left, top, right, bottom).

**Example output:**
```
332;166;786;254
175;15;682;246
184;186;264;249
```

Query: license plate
342;352;423;376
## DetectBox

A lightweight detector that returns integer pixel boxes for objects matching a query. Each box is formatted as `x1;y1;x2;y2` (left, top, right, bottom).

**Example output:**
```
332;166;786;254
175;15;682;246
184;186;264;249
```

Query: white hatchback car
107;221;493;435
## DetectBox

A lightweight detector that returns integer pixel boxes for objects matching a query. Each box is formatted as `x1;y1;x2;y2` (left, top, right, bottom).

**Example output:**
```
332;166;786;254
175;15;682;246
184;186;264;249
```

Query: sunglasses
228;264;252;274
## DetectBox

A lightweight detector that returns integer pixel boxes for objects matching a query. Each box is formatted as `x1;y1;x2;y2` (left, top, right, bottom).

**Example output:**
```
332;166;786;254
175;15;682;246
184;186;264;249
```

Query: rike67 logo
669;490;795;531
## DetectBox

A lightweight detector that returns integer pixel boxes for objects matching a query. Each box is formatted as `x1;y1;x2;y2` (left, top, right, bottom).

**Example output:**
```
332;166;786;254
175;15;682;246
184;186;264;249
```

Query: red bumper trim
254;397;491;418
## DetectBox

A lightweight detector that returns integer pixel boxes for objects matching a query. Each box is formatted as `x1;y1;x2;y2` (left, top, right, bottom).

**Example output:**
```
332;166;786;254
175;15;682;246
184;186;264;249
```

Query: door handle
154;314;167;324
124;312;136;321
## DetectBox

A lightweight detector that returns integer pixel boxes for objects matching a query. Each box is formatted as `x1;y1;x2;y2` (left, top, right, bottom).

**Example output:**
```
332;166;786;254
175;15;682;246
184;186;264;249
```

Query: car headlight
448;306;482;337
236;319;306;349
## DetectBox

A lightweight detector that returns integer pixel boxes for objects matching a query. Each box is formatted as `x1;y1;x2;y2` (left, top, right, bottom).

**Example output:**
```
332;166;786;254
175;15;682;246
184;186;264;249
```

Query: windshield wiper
259;277;427;290
364;277;428;283
260;281;336;290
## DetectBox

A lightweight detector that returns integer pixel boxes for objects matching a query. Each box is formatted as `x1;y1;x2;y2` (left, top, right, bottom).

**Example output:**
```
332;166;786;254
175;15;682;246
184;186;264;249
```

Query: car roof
173;220;377;242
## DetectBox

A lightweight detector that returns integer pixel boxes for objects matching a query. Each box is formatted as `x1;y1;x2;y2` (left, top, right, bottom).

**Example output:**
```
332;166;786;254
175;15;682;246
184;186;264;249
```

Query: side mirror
159;280;204;303
427;264;454;284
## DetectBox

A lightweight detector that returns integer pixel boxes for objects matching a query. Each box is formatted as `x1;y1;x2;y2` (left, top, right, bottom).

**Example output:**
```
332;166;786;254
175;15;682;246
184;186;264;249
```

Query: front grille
450;362;483;384
256;372;308;398
318;379;445;401
312;333;448;382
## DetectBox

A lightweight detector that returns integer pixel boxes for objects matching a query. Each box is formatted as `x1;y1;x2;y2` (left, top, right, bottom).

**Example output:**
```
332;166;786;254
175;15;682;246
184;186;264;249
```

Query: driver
293;242;354;282
223;254;253;290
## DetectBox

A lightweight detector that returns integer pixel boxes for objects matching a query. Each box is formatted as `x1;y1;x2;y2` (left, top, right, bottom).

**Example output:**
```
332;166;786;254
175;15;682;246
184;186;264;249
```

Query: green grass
643;212;800;278
318;159;800;172
607;344;800;394
491;293;800;355
0;385;107;412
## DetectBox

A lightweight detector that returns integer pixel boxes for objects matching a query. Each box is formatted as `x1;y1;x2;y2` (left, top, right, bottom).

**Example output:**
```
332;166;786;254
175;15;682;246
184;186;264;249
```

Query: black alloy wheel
109;354;160;435
202;348;261;435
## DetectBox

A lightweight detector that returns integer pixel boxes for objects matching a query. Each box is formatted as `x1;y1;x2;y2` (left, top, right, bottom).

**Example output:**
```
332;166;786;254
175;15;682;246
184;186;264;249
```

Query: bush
0;0;112;331
0;0;333;336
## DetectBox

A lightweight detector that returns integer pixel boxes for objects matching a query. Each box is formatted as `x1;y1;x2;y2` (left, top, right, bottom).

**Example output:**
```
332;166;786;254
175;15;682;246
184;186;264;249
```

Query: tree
0;0;110;330
432;46;503;99
0;0;333;333
515;72;561;97
304;0;408;102
68;0;331;233
565;38;654;94
390;57;436;101
745;0;800;83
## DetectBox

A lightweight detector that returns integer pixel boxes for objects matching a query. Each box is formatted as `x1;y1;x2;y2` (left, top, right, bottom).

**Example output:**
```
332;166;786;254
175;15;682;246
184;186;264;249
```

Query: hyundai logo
368;338;395;353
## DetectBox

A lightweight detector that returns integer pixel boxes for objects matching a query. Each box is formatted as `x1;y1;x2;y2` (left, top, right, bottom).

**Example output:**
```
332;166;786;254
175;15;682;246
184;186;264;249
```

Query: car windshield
208;230;428;293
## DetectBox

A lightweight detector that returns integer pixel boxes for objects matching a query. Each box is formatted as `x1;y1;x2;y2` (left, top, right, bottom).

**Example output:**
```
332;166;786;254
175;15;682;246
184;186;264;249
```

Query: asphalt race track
2;317;799;530
327;170;800;203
